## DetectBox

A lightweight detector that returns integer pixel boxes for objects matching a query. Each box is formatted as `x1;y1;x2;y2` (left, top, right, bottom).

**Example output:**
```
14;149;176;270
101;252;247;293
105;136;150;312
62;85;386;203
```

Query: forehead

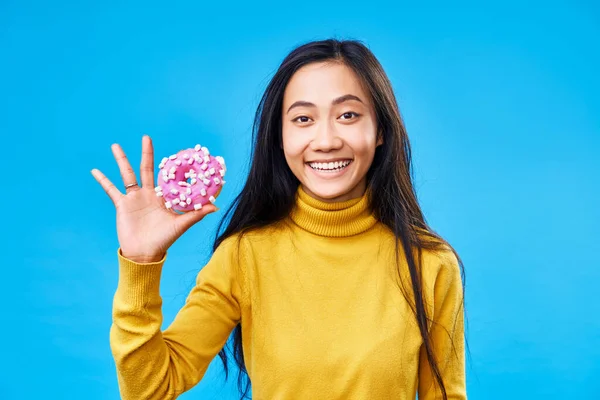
283;62;370;106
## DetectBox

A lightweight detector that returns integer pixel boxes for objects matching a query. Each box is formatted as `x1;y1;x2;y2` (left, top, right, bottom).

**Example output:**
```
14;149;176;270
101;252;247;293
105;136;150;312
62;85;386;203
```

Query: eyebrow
286;94;364;114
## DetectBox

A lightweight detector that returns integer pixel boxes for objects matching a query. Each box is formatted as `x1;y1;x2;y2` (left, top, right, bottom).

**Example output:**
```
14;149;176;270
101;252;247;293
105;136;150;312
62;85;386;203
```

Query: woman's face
281;61;381;203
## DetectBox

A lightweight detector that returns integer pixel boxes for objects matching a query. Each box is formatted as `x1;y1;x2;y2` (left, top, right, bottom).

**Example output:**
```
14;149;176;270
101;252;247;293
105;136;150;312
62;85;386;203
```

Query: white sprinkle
169;154;177;160
194;203;202;210
178;181;191;187
165;201;172;209
154;186;161;192
183;153;190;159
200;164;208;171
156;191;163;197
190;178;197;185
208;168;215;175
158;162;165;169
186;187;192;195
209;196;216;203
194;144;201;151
193;154;203;162
203;156;210;163
169;166;176;174
170;188;179;195
186;197;192;205
175;160;182;166
179;194;186;201
188;158;194;165
161;157;169;164
222;180;226;185
219;169;225;177
213;177;221;185
168;174;175;180
201;146;209;156
200;188;206;196
203;178;210;185
172;198;180;205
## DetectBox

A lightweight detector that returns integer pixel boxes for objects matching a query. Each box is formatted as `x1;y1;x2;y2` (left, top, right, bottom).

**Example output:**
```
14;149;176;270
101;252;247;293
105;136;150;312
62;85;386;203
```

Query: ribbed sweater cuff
116;248;166;308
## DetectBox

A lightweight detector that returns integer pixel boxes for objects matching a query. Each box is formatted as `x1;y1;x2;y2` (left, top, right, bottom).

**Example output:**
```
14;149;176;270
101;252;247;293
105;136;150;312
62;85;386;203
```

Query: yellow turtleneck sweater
110;187;466;399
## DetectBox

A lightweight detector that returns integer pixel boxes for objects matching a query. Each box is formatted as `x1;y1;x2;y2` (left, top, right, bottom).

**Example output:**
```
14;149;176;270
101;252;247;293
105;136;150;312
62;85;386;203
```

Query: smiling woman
282;65;382;202
95;38;467;400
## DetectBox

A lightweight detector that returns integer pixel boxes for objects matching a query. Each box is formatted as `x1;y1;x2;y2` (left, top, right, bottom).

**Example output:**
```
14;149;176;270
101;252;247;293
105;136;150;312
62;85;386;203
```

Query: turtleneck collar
289;185;378;237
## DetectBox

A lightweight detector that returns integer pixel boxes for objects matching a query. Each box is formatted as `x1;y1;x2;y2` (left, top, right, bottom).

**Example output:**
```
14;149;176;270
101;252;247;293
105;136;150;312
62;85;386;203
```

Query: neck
289;185;378;237
300;180;367;203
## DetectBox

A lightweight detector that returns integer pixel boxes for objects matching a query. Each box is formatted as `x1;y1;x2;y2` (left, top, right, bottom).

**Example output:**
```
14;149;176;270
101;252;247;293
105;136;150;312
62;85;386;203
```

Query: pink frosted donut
154;145;226;212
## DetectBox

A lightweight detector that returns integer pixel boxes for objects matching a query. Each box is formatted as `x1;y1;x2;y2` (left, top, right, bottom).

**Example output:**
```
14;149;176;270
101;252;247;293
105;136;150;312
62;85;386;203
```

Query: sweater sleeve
109;237;244;400
418;250;467;400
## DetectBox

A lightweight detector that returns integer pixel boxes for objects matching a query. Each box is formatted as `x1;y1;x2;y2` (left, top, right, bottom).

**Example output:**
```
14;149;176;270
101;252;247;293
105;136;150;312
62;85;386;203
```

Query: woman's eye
340;112;360;120
293;116;311;123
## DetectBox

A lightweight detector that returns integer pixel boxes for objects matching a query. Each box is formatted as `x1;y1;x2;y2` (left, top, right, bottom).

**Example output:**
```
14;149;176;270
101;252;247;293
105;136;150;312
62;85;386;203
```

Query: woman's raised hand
91;136;217;263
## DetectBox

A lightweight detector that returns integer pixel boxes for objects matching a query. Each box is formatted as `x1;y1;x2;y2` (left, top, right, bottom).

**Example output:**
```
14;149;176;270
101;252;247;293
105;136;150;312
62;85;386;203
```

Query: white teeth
308;160;351;171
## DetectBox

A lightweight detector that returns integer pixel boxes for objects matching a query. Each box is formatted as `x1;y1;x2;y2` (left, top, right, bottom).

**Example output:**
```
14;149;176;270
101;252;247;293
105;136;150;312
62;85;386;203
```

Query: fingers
111;143;139;188
91;169;123;204
140;135;155;189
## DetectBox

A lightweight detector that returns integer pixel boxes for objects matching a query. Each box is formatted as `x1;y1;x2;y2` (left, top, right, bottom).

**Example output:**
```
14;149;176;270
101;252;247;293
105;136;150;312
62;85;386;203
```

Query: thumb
176;205;218;232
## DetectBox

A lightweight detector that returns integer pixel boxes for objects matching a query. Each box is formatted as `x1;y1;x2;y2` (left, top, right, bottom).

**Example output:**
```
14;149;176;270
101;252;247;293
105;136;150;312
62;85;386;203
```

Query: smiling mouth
306;159;353;172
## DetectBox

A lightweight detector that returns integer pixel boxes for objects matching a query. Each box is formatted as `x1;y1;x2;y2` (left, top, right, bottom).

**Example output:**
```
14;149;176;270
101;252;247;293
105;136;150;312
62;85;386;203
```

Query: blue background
1;1;598;399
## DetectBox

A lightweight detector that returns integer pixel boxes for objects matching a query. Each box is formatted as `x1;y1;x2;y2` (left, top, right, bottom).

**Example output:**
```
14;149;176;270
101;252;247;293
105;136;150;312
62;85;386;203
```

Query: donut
154;144;226;212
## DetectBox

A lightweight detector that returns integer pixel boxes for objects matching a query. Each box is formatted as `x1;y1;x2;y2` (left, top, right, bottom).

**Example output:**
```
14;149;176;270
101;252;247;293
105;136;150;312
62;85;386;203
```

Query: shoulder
215;220;291;255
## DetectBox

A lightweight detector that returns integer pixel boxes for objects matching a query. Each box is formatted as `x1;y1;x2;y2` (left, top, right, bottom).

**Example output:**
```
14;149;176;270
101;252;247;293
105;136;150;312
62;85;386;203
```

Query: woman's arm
110;237;244;400
418;251;467;400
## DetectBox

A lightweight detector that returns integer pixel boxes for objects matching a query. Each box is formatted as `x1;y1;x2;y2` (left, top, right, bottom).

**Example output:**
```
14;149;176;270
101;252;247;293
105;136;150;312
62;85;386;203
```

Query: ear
376;130;384;147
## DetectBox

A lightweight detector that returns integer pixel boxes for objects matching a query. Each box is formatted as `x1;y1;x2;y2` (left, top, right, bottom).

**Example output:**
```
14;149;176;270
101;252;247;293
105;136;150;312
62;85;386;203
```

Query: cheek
282;129;306;160
347;131;378;156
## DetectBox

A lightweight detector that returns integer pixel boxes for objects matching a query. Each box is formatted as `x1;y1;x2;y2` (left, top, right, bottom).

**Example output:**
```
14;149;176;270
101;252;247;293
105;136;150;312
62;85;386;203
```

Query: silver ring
124;182;139;189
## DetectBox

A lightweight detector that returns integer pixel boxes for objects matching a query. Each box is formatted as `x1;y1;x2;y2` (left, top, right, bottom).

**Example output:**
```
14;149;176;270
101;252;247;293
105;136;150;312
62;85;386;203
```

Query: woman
92;39;467;400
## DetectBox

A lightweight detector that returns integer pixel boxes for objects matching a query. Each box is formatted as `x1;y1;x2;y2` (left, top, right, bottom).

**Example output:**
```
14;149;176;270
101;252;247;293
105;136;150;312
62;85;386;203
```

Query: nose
310;121;343;152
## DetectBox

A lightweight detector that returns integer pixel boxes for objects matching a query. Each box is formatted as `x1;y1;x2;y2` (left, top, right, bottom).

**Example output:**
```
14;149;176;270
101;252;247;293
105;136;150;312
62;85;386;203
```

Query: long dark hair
213;38;466;400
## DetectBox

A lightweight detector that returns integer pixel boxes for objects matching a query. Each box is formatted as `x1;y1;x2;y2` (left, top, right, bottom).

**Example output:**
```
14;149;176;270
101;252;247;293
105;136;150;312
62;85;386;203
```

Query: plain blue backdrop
1;1;598;399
